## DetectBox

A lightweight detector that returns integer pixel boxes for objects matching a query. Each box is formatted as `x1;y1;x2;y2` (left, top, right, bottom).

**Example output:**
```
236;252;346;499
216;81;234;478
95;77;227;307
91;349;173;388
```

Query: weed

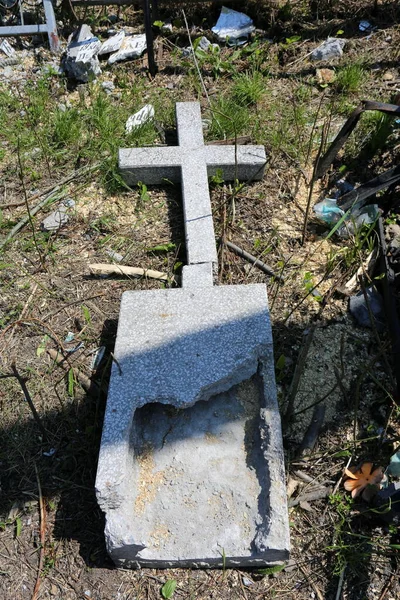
208;96;250;139
232;71;265;106
335;64;364;94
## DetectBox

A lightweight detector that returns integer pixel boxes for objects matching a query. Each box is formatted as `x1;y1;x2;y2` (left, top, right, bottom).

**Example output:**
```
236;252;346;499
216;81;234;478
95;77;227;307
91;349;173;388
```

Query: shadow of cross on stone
119;102;266;268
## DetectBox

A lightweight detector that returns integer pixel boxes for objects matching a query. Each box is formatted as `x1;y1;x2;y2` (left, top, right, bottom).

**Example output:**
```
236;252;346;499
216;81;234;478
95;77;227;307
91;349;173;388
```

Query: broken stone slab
107;34;146;65
98;30;125;56
63;25;101;82
96;274;289;567
125;104;154;133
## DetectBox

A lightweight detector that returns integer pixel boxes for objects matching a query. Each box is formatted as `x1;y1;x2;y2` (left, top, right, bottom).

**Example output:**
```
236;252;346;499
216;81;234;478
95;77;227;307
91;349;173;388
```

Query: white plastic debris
0;40;15;57
90;346;106;370
311;37;346;61
108;34;147;65
105;248;123;262
63;25;102;82
43;448;56;457
212;6;255;46
126;104;154;133
65;332;75;343
98;30;125;56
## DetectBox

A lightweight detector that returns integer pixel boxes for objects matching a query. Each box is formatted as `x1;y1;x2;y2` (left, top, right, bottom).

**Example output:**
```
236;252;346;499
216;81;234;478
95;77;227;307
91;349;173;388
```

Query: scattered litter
183;36;217;57
98;30;125;56
126;104;154;133
90;346;106;370
64;332;75;343
105;248;123;262
63;25;102;82
107;34;147;65
314;197;379;237
313;198;344;224
349;286;385;331
335;178;354;197
316;67;336;84
311;37;346;62
43;448;56;457
0;40;15;57
212;6;255;46
242;577;254;586
386;450;400;477
359;20;373;32
161;21;173;34
65;341;85;354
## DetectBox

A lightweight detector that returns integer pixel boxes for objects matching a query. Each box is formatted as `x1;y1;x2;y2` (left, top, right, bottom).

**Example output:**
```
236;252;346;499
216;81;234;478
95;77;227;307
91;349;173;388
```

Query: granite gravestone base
95;103;290;568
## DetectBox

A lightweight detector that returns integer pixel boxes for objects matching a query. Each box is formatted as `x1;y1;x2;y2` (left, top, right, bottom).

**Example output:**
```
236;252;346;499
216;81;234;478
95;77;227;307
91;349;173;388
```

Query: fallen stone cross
96;102;290;568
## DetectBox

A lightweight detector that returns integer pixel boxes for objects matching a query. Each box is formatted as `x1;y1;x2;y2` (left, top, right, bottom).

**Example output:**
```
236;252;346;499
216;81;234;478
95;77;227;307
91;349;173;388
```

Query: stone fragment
63;25;101;82
316;68;336;84
107;34;146;65
98;31;125;56
40;199;75;232
125;104;154;133
311;37;346;61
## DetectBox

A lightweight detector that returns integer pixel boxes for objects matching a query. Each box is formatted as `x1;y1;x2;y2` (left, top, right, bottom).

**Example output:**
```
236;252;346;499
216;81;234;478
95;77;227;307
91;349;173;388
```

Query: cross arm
119;147;183;185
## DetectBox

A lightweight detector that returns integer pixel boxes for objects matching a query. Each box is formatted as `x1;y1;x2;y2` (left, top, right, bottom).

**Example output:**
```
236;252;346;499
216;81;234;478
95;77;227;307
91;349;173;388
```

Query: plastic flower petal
343;463;384;499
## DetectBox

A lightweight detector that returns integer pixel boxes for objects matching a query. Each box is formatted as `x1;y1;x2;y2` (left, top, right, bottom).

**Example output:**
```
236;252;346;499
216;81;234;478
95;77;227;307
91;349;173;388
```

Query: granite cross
119;102;266;268
96;103;289;569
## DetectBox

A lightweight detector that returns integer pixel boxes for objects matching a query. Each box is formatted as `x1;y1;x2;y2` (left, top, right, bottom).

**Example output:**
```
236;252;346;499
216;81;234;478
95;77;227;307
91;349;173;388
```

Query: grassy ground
1;1;400;599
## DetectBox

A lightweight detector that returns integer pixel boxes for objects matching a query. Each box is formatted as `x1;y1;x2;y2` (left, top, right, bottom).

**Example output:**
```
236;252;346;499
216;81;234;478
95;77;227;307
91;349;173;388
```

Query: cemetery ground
1;1;400;598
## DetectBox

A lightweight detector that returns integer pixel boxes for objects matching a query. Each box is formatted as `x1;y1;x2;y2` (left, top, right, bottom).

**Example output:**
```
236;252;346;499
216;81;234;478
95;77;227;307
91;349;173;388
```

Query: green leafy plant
161;579;177;599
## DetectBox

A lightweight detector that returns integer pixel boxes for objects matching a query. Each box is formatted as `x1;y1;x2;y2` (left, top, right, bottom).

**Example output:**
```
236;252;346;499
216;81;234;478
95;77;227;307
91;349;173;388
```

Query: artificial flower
343;462;384;499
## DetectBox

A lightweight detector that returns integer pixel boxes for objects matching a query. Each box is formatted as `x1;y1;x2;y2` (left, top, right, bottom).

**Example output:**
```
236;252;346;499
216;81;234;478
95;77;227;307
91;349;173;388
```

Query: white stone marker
96;103;290;568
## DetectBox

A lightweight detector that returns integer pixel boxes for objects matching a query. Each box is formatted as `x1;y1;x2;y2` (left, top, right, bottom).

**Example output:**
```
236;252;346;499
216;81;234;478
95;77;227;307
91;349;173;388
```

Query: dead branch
223;239;284;282
88;263;176;282
10;362;48;441
47;348;94;392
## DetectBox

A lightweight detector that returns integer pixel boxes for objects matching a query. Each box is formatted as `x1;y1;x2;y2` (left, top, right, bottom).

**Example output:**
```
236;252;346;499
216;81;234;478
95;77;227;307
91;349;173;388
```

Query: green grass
335;63;365;94
231;70;265;106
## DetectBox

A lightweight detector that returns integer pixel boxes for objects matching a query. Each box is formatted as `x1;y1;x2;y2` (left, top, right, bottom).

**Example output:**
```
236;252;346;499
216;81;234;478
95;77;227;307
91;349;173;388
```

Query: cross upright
119;102;266;268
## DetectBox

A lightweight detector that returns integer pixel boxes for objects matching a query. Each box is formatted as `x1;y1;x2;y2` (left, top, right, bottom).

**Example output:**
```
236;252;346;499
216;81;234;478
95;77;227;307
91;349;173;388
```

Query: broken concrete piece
41;199;75;232
125;104;154;133
311;37;346;61
96;103;289;568
0;40;15;57
63;25;102;82
98;31;125;56
107;34;146;65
